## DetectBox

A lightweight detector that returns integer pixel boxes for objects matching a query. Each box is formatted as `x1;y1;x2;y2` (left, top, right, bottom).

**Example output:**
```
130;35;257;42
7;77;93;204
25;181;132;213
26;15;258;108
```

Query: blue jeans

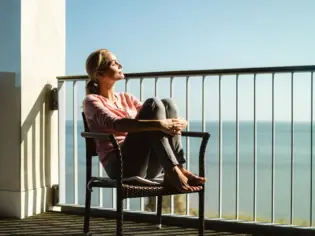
105;97;186;179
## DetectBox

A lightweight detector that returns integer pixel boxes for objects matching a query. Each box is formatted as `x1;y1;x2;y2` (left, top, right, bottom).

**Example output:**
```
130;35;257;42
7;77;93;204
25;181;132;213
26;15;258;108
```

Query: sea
64;120;315;225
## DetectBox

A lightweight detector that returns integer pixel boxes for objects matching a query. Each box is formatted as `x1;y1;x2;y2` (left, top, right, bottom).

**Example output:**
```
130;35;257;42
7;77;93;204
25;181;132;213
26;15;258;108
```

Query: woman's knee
161;98;179;118
137;97;166;119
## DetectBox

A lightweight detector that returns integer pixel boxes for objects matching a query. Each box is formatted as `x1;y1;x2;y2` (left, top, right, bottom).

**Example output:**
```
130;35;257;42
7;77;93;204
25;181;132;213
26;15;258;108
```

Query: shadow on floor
0;211;254;236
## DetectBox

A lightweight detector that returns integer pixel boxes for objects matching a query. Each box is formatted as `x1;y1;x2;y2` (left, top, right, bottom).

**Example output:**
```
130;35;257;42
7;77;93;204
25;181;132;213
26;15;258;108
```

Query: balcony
48;65;315;235
2;0;314;235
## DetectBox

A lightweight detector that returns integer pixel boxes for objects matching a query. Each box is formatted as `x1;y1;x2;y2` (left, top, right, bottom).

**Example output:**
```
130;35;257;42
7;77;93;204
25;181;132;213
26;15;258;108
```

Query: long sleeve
128;93;143;112
83;94;119;131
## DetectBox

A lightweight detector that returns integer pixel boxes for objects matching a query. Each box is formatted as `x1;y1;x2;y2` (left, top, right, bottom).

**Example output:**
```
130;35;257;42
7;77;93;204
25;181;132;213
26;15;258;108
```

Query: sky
65;0;315;121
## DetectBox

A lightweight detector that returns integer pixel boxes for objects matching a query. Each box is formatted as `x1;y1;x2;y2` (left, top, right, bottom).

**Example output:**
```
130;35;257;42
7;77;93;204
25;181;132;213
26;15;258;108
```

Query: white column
0;0;65;218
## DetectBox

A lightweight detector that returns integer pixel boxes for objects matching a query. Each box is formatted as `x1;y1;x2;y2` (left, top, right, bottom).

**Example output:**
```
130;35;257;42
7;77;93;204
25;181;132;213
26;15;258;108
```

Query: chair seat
88;177;202;199
122;184;202;198
88;176;163;188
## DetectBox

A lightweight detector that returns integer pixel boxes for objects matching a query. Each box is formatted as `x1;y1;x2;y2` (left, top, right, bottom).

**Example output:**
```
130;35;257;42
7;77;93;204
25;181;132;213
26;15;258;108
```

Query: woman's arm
127;93;143;111
84;95;180;135
114;118;161;132
114;118;181;136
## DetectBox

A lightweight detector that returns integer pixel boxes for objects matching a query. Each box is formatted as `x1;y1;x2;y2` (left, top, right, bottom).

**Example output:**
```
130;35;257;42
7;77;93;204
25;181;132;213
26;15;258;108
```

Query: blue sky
66;0;315;121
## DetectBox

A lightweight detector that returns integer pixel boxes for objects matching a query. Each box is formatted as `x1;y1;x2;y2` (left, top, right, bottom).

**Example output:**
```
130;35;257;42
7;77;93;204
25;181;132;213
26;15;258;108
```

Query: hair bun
86;79;99;94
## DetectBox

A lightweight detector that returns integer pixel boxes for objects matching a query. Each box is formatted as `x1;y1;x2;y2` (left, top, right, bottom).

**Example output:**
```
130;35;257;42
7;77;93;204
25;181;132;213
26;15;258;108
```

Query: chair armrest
181;131;210;138
81;132;112;140
181;131;211;178
81;130;211;184
81;131;120;154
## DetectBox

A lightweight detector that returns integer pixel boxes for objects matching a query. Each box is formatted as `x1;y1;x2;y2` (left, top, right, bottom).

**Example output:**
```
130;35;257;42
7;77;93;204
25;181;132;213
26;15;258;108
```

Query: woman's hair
85;48;112;80
86;79;100;95
85;48;111;95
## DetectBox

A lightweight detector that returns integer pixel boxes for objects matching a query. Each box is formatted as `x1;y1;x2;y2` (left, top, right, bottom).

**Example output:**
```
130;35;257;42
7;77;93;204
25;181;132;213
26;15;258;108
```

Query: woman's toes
187;174;206;185
165;167;204;192
193;186;202;191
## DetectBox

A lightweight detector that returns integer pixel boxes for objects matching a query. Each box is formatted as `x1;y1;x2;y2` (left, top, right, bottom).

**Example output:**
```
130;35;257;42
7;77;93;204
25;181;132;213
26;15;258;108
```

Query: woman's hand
159;118;188;136
176;118;188;130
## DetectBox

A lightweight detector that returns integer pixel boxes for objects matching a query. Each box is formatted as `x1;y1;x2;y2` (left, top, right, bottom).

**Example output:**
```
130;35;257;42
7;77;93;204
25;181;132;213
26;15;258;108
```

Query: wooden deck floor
0;211;253;236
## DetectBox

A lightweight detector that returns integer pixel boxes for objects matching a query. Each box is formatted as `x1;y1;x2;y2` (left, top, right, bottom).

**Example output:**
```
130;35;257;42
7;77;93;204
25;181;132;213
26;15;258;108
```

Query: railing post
58;80;66;204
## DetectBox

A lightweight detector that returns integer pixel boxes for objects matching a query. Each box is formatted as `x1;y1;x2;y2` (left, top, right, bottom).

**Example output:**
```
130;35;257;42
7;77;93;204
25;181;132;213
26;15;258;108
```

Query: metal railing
57;65;315;232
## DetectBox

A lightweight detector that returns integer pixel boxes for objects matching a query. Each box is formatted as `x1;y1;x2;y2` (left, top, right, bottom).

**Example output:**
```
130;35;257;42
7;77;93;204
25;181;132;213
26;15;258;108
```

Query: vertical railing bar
73;81;78;205
125;78;130;210
235;74;239;220
98;164;103;207
112;188;117;209
140;78;144;101
170;76;174;215
271;73;275;223
140;198;145;212
310;71;314;227
253;74;257;221
140;77;145;212
154;76;159;212
218;75;222;218
201;75;206;224
125;78;128;92
186;75;190;216
170;192;174;215
202;76;206;132
290;72;295;225
170;76;174;98
58;80;66;204
155;197;158;213
155;77;158;97
125;201;130;211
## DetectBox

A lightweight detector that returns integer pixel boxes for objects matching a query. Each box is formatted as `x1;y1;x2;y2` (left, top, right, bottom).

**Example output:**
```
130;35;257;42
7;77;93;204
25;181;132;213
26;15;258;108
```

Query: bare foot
178;166;206;186
164;166;202;193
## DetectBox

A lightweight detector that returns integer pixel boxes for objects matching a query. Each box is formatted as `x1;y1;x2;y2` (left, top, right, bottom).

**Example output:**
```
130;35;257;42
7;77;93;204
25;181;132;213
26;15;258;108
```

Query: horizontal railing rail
57;65;315;81
57;64;315;233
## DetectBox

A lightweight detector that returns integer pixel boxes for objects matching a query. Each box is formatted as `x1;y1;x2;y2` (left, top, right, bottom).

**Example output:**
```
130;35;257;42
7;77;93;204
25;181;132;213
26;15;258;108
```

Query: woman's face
98;52;124;82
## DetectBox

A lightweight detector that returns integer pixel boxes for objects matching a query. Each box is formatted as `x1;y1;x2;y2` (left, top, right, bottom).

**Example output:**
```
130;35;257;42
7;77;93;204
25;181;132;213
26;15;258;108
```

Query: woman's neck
99;84;116;102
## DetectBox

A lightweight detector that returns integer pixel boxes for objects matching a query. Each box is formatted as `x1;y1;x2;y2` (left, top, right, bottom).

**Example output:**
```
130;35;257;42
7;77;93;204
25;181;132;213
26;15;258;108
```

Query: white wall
0;0;65;218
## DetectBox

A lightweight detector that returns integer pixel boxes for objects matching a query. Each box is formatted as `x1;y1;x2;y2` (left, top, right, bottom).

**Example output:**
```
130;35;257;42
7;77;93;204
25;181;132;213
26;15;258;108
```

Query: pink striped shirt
83;93;142;167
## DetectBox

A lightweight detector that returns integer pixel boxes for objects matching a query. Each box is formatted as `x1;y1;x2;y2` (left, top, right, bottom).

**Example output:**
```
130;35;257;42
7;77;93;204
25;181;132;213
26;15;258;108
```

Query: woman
83;49;206;192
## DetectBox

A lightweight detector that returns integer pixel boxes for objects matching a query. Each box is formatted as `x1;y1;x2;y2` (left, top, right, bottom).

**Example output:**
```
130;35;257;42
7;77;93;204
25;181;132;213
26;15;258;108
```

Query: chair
81;112;210;236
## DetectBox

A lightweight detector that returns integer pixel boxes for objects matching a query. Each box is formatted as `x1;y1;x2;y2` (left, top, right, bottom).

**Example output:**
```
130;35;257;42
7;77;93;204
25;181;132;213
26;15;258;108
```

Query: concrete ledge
0;186;49;218
0;190;21;218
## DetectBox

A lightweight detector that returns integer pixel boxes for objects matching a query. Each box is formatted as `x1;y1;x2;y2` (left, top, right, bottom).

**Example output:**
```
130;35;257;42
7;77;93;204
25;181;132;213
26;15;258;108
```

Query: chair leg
117;195;124;236
156;196;163;229
198;189;205;236
83;187;92;234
